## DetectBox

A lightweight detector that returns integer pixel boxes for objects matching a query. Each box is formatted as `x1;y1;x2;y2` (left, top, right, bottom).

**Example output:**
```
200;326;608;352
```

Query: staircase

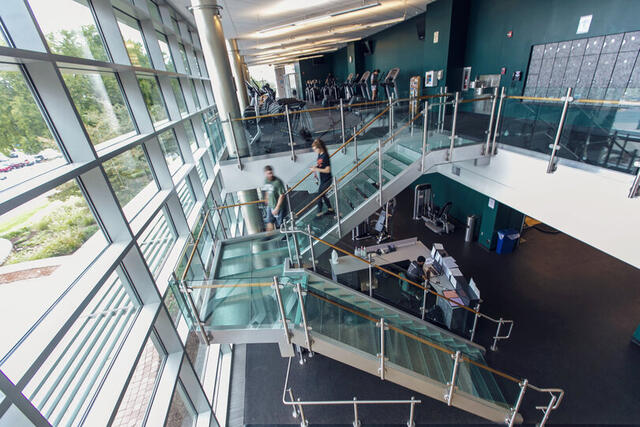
186;254;524;425
287;103;488;255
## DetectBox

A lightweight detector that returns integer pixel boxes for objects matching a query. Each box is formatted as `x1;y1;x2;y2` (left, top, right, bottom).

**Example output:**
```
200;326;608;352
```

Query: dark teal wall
411;173;524;249
331;47;349;82
464;0;640;95
317;0;640;96
299;57;333;84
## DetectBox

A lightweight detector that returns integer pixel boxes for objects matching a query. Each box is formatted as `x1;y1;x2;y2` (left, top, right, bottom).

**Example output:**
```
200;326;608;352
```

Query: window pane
62;69;136;146
171;17;181;37
190;79;201;109
0;64;66;192
156;31;175;72
192;50;202;76
179;44;191;75
177;179;195;216
158;129;183;175
0;33;7;47
196;159;207;185
137;209;176;278
170;78;188;116
137;74;168;125
164;283;181;327
103;145;157;220
112;333;165;427
184;120;198;152
166;381;197;427
115;9;152;68
185;333;209;384
28;0;108;61
0;179;107;359
23;270;139;426
203;110;224;154
146;0;162;23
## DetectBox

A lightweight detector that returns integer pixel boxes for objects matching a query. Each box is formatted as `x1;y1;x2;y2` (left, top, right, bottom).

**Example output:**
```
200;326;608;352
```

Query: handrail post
295;282;313;355
444;351;461;406
507;379;528;427
273;277;291;344
537;393;557;427
438;86;444;133
285;229;294;267
447;92;459;161
421;101;429;172
410;96;415;136
297;398;308;427
378;139;383;207
407;396;416;427
285;105;296;161
211;199;228;240
547;87;573;173
285;185;301;267
491;317;503;351
287;388;298;418
420;287;427;320
332;176;341;237
491;86;506;155
484;87;499;155
178;281;210;346
377;318;386;380
340;98;346;154
388;98;393;137
628;161;640;198
307;225;316;272
352;397;360;427
227;112;243;170
469;303;480;342
368;253;373;297
353;126;359;170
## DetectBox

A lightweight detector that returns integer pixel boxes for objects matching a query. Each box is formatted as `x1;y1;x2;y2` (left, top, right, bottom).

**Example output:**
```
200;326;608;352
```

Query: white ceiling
169;0;432;65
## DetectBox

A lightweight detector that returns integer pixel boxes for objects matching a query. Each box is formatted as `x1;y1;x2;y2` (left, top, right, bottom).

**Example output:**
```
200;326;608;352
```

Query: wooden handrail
285;104;391;195
294;108;424;217
232;93;451;122
307;290;520;383
181;210;210;282
215;199;266;210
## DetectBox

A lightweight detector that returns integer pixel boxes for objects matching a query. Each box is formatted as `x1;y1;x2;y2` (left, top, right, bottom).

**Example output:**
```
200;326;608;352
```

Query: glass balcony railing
495;91;640;177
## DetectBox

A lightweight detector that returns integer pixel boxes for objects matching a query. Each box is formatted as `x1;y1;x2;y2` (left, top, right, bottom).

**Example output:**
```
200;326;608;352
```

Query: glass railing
495;92;640;177
228;98;392;159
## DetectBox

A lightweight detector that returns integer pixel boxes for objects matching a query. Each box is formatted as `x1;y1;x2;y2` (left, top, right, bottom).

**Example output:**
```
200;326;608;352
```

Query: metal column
191;0;262;234
340;98;346;153
491;86;506;155
547;87;573;173
484;87;499;155
447;92;459;161
285;104;296;161
378;139;383;206
421;101;428;172
226;38;249;111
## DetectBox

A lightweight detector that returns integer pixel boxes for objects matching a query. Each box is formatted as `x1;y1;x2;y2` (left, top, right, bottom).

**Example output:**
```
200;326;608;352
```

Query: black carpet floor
233;186;640;425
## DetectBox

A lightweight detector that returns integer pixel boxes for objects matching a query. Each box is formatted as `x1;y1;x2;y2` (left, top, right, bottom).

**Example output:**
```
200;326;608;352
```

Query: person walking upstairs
310;139;334;218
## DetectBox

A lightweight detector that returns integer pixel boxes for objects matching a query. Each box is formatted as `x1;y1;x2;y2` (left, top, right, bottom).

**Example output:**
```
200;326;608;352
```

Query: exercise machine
351;198;396;243
380;68;400;101
413;183;455;234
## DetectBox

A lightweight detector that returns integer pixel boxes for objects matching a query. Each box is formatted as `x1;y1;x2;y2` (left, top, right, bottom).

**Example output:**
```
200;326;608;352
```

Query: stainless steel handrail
282;357;420;426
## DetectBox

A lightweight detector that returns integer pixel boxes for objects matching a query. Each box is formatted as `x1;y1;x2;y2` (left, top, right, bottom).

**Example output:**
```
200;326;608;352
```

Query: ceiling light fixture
257;1;383;36
329;2;381;17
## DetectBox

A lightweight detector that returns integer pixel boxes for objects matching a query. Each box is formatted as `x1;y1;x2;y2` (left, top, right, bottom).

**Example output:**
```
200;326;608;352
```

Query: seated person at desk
407;256;429;284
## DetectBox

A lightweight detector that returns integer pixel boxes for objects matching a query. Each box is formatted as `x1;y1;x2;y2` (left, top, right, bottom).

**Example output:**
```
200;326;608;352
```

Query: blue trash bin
496;229;520;254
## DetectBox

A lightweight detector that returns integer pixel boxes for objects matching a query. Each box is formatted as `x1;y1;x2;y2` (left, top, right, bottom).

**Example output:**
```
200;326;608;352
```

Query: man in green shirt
263;165;287;231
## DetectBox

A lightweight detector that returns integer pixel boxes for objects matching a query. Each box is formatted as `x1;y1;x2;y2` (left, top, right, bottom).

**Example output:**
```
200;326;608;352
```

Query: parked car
0;161;14;172
34;154;45;163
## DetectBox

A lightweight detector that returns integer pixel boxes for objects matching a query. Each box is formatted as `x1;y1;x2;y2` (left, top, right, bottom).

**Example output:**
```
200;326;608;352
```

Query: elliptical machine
379;68;400;101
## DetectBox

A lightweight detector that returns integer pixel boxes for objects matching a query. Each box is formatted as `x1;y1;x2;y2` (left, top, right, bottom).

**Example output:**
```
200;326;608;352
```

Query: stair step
386;150;417;166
